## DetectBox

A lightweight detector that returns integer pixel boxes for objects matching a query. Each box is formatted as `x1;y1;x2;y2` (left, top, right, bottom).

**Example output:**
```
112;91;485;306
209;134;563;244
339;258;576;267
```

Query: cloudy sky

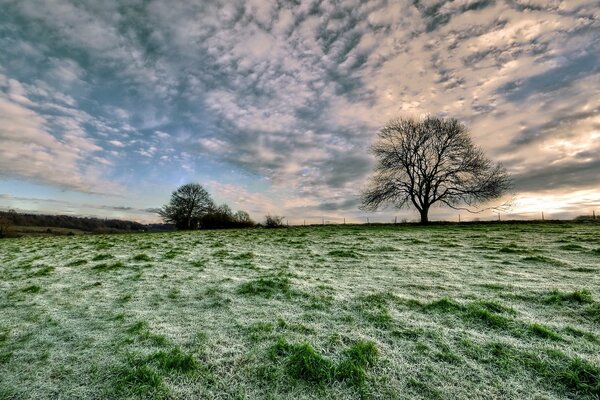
0;0;598;223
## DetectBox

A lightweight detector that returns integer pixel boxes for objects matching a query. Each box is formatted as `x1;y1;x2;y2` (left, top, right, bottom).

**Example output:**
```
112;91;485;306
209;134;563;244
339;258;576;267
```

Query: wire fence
281;210;599;226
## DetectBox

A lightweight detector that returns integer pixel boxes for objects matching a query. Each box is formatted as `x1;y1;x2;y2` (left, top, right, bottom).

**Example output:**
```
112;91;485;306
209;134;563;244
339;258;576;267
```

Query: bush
200;205;255;229
264;215;285;228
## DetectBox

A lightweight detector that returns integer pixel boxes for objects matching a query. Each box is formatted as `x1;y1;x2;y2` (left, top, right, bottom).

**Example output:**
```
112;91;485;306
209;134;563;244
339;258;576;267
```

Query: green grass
92;261;125;271
238;275;292;298
92;253;114;261
132;253;152;262
543;288;594;304
1;223;599;399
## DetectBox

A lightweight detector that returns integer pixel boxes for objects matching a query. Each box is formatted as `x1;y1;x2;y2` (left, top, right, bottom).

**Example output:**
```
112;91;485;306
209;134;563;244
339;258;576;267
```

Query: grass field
1;223;599;399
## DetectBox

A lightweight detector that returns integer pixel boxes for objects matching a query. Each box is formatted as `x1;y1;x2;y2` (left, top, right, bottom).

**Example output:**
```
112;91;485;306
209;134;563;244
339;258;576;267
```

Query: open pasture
1;223;599;399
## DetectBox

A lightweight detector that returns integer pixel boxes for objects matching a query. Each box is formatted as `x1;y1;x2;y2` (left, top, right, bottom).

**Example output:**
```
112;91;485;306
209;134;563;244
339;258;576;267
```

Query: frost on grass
0;223;599;399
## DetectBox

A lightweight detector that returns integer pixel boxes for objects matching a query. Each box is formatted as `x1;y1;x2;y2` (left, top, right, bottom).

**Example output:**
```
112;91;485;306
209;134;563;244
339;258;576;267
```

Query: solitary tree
362;116;511;224
158;183;215;229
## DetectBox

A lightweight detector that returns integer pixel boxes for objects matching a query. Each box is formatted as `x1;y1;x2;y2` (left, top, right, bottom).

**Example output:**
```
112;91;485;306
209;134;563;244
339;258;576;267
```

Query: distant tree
264;215;285;228
200;206;255;229
362;116;511;224
158;183;215;230
233;210;254;227
0;216;11;238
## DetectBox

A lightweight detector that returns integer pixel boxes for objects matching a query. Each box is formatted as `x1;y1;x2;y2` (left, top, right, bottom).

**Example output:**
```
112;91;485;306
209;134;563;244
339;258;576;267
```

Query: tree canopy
362;116;511;223
158;183;255;229
158;183;215;230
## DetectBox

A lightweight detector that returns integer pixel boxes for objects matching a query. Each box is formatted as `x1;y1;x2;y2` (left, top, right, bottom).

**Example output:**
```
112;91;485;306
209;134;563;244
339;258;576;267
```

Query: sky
0;0;599;224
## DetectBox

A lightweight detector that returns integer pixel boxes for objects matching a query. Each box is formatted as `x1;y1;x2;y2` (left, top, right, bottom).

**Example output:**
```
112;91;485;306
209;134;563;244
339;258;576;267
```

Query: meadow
1;223;599;399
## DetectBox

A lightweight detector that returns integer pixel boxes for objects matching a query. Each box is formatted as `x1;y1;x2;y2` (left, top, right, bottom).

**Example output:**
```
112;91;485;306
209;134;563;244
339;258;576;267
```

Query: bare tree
158;183;215;230
362;116;511;224
233;210;254;226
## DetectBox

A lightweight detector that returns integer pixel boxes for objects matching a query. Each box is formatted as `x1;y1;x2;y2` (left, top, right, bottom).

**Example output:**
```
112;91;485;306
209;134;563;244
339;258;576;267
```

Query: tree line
161;116;511;228
0;209;146;234
157;183;256;230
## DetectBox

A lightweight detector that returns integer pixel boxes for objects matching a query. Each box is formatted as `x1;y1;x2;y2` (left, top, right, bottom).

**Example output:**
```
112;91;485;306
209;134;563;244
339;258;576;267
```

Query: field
1;223;599;399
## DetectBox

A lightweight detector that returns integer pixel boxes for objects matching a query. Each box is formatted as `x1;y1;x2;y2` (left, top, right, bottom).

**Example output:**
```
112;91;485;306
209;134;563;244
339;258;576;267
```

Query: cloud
0;193;160;223
0;74;119;194
0;0;598;220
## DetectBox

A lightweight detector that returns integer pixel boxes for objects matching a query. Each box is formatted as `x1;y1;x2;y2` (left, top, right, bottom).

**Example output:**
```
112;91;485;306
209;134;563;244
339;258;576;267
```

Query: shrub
264;215;285;228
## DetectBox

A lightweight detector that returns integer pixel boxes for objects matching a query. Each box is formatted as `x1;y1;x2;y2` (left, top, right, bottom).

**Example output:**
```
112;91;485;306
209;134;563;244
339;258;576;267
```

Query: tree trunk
419;207;429;224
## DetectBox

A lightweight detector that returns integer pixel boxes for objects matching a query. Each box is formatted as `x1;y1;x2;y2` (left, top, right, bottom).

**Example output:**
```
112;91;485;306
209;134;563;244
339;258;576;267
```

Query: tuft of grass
190;259;206;268
478;342;600;397
163;250;179;259
126;321;149;335
238;276;291;298
147;347;198;373
132;254;151;262
285;343;334;384
582;303;600;323
115;362;166;397
522;255;565;266
363;308;394;329
21;284;42;294
424;297;464;313
559;244;585;251
247;321;274;341
30;265;55;277
0;329;10;343
564;326;598;342
374;245;397;252
92;261;125;271
232;252;255;260
273;338;379;387
126;321;169;347
543;289;593;305
328;249;360;258
571;267;596;273
472;300;517;315
211;249;229;258
92;253;114;261
95;242;114;250
342;340;378;368
479;283;507;291
528;323;562;340
499;246;527;254
465;304;511;329
67;259;87;266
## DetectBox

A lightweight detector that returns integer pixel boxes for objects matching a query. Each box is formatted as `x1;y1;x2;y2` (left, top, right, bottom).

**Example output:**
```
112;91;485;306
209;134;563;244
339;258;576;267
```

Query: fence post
343;218;346;225
322;218;325;226
394;216;397;224
303;219;306;226
367;217;369;225
541;211;544;221
458;214;461;223
593;210;596;220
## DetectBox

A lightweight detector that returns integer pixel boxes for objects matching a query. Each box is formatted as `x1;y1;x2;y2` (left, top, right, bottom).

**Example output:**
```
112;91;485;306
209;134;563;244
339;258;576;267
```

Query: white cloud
0;75;120;194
